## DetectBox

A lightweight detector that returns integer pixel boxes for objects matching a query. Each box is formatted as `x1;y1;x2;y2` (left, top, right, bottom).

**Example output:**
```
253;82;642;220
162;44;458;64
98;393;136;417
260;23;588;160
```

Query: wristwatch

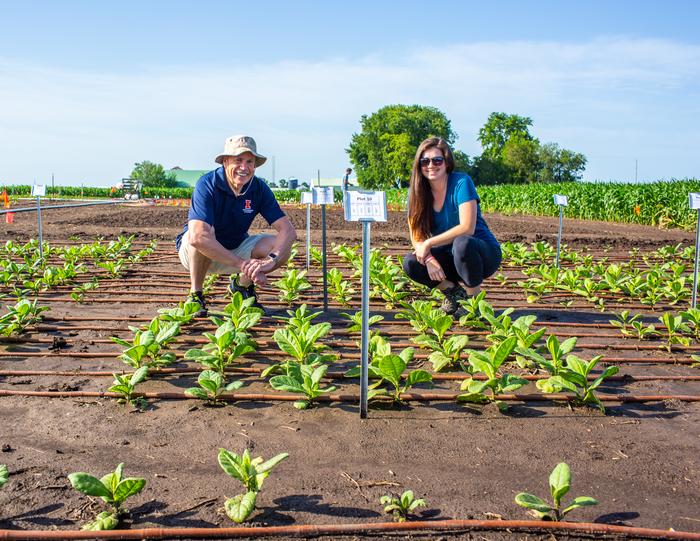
268;252;278;260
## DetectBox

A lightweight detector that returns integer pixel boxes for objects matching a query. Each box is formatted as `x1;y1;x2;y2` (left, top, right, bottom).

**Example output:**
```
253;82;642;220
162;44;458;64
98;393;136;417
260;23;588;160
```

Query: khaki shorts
178;232;273;274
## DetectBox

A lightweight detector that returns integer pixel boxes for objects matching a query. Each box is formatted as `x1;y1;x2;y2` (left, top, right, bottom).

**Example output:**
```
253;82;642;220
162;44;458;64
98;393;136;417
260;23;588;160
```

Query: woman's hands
414;240;432;264
425;256;445;282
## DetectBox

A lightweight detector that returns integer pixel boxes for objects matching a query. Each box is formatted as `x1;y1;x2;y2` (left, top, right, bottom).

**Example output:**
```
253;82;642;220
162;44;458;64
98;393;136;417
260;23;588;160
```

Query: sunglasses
419;156;445;167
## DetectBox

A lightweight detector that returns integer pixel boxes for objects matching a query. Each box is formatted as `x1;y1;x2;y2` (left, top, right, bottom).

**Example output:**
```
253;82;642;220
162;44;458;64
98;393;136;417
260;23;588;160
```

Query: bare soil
0;201;698;539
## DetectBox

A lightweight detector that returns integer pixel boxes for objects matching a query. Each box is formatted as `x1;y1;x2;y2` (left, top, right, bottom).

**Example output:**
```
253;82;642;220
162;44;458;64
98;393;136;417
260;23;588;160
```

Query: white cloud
0;36;698;185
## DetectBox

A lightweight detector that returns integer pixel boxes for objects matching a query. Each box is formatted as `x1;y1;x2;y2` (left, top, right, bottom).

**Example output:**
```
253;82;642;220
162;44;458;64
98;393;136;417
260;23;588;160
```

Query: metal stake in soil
690;193;700;308
360;219;371;418
306;202;311;271
321;201;328;311
36;195;44;259
553;194;568;268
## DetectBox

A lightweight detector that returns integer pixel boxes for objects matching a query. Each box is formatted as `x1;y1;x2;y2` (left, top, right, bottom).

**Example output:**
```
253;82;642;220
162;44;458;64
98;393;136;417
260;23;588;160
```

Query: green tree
130;161;177;188
478;113;534;161
502;135;542;183
539;143;587;182
347;105;461;189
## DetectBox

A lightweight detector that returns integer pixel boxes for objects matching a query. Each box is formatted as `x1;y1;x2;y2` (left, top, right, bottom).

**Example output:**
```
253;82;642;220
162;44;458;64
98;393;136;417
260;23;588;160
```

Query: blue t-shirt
432;173;499;247
175;168;285;251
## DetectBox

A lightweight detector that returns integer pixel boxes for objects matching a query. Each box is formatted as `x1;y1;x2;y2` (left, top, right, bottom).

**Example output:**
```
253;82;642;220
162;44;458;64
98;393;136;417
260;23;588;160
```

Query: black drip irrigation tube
1;518;699;540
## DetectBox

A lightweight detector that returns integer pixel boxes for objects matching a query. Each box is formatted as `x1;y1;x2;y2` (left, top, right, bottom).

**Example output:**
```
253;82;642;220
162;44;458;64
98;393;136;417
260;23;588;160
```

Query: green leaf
405;370;432;388
257;452;289;474
549;463;571;506
514;492;553;514
378;355;406;388
185;388;209;399
561;496;598;516
0;464;8;487
68;473;112;499
269;375;305;394
82;511;119;531
224;491;257;523
218;449;246;483
113;478;146;505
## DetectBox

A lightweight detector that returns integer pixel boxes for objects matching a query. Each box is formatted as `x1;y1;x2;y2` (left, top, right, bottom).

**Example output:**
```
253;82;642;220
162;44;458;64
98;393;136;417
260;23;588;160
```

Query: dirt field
0;201;699;539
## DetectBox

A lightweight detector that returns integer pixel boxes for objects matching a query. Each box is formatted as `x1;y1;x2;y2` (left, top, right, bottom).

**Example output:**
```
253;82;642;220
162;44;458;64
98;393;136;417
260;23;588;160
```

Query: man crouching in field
176;135;296;316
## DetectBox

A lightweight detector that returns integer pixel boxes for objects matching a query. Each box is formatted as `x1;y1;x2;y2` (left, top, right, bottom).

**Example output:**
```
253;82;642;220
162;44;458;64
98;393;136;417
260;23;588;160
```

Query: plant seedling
658;312;691;353
0;298;49;337
157;299;203;325
274;268;312;305
515;462;597;521
370;351;432;403
458;337;527;411
0;464;7;488
108;367;149;409
185;321;256;376
547;355;619;413
186;370;244;405
218;448;288;523
218;291;264;333
380;490;426;522
68;463;146;530
269;363;337;409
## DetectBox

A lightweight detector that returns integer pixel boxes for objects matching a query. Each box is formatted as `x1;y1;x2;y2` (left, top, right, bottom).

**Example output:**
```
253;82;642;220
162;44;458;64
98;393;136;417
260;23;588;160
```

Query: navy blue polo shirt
175;168;285;251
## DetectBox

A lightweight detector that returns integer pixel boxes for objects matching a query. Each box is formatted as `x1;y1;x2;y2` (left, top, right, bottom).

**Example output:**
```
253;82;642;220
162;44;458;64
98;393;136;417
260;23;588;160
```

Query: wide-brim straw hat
214;135;267;167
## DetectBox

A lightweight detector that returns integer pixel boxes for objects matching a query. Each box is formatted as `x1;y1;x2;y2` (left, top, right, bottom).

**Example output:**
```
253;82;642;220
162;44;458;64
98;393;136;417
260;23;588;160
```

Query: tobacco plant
380;490;426;522
327;268;355;306
185;321;256;376
459;337;527;411
680;308;700;341
186;370;243;405
516;335;578;392
609;310;642;338
111;318;180;369
369;349;432;403
263;305;335;376
0;298;49;337
548;355;619;413
218;448;288;523
157;300;203;325
515;462;597;521
274;268;312;305
218;291;263;335
658;312;691;352
269;363;337;409
68;463;146;530
71;277;99;303
108;367;149;408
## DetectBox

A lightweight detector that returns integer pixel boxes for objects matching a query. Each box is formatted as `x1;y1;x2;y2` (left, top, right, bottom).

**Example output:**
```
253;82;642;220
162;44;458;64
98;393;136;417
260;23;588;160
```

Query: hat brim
215;151;267;167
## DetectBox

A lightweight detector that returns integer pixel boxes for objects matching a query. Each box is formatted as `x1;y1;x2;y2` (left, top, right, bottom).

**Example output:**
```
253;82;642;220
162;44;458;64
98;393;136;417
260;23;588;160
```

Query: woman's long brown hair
408;137;455;242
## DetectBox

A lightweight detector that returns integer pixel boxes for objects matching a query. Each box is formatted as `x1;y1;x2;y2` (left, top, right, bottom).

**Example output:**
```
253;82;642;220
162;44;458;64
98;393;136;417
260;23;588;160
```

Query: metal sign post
32;184;46;259
690;193;700;308
312;186;334;311
553;194;568;268
301;191;313;270
344;190;387;418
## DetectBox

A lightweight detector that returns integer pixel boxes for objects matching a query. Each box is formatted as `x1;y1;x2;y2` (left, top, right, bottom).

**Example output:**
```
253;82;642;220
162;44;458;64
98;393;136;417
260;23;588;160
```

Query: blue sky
1;0;699;186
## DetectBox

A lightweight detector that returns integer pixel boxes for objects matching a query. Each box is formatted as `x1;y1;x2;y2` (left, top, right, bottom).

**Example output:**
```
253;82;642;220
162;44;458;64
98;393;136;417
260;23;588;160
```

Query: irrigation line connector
689;192;700;308
553;194;568;268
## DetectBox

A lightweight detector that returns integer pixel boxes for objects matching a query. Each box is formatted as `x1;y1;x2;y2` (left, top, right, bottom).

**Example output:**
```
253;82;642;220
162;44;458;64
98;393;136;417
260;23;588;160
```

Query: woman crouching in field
402;137;502;314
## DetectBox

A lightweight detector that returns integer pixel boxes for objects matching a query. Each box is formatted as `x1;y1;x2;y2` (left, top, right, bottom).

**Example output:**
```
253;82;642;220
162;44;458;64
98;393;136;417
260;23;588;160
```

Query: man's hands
240;255;276;286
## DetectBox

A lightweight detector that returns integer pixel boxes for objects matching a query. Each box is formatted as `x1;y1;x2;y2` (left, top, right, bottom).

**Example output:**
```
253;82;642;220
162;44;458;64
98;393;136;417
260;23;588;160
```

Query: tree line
348;105;586;189
130;105;586;190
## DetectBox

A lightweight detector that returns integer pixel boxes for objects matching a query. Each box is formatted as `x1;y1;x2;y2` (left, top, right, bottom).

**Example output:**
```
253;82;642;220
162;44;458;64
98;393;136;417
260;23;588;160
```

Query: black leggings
402;235;502;289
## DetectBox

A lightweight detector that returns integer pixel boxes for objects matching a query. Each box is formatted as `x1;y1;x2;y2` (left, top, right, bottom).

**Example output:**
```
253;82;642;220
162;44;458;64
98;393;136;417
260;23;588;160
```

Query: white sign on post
344;191;387;222
32;184;46;197
689;193;700;210
312;186;334;205
553;194;568;206
301;191;313;205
